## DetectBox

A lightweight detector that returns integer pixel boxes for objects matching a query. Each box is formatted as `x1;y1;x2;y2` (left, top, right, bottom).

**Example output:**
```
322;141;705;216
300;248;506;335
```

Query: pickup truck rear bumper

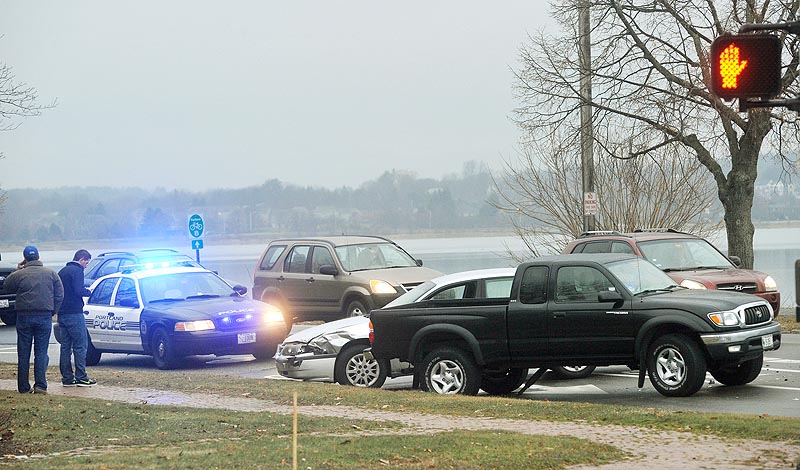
700;322;781;363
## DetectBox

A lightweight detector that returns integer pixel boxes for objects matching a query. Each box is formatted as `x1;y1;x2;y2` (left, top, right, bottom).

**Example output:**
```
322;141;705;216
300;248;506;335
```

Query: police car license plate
0;299;8;308
761;334;774;349
238;332;256;344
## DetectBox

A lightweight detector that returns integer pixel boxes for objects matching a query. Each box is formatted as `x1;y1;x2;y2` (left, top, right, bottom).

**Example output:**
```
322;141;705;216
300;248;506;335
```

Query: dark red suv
562;229;781;313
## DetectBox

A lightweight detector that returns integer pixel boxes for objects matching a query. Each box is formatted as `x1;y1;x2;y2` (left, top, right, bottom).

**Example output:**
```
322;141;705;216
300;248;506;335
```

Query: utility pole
579;0;596;232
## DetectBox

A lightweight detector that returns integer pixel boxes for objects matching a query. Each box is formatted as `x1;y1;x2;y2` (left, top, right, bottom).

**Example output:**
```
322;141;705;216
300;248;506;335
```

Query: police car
56;265;288;369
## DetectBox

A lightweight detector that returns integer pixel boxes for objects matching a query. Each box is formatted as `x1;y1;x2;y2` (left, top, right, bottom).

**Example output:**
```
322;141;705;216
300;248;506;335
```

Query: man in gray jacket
3;246;64;394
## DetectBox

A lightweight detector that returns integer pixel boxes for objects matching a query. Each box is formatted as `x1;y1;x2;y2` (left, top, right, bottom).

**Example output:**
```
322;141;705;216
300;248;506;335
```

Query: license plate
761;334;774;349
238;332;256;344
0;299;8;308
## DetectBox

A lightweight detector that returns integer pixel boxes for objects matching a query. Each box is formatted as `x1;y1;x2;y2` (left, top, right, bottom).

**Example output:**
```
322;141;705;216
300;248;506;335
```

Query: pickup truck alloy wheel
420;347;480;395
710;354;763;386
647;334;706;397
335;344;388;388
550;365;596;379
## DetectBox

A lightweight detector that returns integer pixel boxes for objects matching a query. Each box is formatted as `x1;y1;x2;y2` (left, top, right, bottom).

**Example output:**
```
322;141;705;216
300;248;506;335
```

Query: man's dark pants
16;314;53;393
57;313;89;383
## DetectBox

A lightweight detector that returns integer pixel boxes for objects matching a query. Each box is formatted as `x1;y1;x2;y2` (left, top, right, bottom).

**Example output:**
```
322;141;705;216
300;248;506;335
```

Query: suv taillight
368;320;374;344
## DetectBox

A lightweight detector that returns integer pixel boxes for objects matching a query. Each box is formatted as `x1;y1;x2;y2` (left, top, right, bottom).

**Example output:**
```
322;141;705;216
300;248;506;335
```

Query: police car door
108;277;145;352
85;276;120;349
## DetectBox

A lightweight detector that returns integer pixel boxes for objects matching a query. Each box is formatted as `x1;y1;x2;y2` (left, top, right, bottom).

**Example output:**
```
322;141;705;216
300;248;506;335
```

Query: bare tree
0;55;55;214
493;131;719;258
513;0;800;268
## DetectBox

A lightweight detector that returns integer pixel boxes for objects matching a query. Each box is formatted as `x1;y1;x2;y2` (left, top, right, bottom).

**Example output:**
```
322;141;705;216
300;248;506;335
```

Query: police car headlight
175;320;216;332
263;304;284;323
680;279;707;290
764;275;777;292
708;310;741;327
370;279;396;294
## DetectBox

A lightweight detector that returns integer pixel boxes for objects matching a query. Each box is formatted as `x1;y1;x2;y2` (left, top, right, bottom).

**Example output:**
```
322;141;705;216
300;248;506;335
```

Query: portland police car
57;265;288;369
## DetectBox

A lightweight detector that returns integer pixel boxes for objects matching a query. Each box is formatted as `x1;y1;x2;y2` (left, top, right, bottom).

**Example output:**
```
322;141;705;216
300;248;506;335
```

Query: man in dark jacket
3;246;64;394
57;249;96;387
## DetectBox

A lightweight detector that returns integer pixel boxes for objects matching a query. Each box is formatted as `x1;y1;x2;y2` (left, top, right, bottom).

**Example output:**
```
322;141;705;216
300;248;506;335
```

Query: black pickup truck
368;254;782;397
0;254;17;326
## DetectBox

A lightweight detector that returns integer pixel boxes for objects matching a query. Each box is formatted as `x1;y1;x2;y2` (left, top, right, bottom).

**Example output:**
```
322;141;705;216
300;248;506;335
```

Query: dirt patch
1;379;798;469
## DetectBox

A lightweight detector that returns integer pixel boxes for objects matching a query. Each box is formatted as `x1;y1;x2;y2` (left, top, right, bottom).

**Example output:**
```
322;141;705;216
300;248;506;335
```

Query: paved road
1;323;798;417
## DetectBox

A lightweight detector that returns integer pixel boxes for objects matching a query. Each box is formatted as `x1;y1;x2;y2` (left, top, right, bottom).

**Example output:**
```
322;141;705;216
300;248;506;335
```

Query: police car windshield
140;272;233;304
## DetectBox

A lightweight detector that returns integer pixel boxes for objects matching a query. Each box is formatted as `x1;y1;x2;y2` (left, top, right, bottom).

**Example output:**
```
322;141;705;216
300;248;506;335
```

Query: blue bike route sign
189;214;204;238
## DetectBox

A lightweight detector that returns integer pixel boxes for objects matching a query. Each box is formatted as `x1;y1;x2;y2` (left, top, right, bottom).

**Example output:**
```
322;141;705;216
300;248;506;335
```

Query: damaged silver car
275;315;408;387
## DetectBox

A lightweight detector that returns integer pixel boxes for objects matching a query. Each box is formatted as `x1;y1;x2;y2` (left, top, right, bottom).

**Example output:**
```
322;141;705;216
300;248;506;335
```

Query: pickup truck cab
368;254;781;397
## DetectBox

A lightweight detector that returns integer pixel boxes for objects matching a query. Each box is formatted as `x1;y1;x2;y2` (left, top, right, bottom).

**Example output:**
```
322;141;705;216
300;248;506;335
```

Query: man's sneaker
62;379;78;387
76;378;97;387
32;386;47;394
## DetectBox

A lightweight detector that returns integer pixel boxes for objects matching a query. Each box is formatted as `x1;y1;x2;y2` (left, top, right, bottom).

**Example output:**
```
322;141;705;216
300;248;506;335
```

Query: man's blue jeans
57;313;89;383
16;314;53;393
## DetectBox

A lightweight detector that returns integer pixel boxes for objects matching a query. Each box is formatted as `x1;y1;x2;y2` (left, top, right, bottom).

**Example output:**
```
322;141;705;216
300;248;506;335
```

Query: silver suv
253;236;441;324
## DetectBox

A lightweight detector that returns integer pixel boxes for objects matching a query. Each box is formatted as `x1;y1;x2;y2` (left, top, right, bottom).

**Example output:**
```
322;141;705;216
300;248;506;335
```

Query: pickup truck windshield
605;258;677;295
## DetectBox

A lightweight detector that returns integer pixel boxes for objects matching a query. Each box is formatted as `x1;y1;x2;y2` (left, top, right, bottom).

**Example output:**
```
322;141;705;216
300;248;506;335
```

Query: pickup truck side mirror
416;259;424;267
597;290;624;303
319;265;339;276
728;255;742;267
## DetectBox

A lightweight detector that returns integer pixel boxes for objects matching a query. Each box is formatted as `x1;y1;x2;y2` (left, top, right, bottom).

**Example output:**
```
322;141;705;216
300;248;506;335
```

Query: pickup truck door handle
552;312;566;318
277;276;285;282
305;277;315;283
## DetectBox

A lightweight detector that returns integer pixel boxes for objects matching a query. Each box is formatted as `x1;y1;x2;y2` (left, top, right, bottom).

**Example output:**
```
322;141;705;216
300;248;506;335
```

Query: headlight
680;279;707;290
174;320;215;331
370;279;396;294
763;275;777;292
708;310;741;327
263;303;285;323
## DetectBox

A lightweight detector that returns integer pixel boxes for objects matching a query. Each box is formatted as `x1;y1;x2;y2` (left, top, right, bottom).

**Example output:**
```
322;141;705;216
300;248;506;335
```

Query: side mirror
117;298;140;308
728;255;742;267
416;259;424;267
597;290;624;303
319;265;338;276
233;285;248;296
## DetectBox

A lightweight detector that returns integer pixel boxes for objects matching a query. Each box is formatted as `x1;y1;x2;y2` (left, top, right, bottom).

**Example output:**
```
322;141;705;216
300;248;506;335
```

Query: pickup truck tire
647;334;706;397
550;365;596;379
86;338;102;366
334;343;388;388
151;327;179;370
480;368;528;395
345;299;368;318
710;354;763;386
420;347;481;395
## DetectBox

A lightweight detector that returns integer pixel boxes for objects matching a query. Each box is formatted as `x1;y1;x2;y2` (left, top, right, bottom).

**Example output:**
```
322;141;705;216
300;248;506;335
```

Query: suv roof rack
633;228;690;234
577;230;630;238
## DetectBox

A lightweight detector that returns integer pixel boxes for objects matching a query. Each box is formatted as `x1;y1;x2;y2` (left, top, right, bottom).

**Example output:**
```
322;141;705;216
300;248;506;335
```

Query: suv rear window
259;245;286;270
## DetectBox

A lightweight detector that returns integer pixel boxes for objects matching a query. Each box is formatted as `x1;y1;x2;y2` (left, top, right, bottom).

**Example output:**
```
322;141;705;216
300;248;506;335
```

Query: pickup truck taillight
368;320;374;344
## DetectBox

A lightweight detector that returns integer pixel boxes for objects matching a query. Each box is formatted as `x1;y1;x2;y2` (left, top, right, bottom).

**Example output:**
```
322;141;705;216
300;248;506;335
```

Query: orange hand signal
719;44;748;89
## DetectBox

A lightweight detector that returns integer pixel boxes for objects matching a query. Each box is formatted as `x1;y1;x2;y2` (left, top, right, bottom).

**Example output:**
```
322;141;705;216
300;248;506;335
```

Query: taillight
368;320;374;344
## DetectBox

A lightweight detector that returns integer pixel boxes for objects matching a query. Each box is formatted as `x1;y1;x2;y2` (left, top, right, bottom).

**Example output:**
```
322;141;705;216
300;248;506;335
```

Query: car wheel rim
157;338;166;359
346;353;380;387
655;347;686;386
429;359;464;394
562;366;587;373
349;305;364;317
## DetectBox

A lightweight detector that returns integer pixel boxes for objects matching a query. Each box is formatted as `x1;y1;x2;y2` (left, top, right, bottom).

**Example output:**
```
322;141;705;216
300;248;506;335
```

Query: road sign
710;34;782;99
583;192;598;216
189;214;204;238
192;239;204;250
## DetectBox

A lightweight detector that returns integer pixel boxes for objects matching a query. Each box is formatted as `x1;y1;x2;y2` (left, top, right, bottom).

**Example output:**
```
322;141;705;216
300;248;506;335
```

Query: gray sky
1;1;552;191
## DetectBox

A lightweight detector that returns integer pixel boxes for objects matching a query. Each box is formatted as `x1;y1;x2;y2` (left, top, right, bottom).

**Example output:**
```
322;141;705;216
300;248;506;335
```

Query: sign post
188;214;204;264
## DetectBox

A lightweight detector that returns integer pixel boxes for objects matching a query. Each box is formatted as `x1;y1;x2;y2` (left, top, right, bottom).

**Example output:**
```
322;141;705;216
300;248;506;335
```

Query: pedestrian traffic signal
710;34;782;100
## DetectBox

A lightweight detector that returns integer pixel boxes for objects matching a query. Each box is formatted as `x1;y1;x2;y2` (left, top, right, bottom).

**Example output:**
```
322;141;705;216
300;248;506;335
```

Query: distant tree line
0;164;510;244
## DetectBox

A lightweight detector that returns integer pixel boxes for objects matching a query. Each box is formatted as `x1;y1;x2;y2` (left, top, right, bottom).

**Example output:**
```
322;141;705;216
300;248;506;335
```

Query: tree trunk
722;187;755;269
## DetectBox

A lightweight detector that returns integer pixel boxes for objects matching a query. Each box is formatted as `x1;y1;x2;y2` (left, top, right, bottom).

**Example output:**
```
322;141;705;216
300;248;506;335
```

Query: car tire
420;347;481;395
86;337;102;366
344;299;368;318
151;327;179;370
647;334;706;397
334;343;388;388
252;345;277;361
480;368;528;395
550;365;596;379
0;313;15;326
710;354;763;386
